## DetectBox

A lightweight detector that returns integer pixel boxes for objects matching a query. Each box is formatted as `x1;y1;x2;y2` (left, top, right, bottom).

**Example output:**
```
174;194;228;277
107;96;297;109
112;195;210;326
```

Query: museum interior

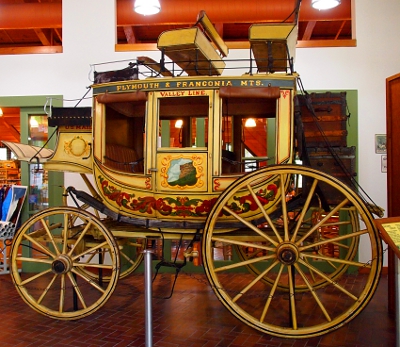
0;0;398;346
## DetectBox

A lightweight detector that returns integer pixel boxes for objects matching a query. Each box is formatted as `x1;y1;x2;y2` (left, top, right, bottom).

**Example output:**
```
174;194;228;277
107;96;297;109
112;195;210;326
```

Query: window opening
28;115;49;211
158;96;209;149
104;100;146;174
221;97;276;174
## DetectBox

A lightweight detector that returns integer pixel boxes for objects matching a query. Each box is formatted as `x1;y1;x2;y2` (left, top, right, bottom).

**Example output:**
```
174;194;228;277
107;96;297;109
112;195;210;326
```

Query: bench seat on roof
249;23;298;73
157;27;226;76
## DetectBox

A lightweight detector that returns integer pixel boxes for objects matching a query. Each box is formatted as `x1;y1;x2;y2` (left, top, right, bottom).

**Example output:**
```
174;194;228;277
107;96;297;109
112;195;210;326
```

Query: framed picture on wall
375;134;387;154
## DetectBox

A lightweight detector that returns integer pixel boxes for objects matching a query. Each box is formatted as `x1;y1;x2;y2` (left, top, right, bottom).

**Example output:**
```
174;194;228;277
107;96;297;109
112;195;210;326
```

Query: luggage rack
94;15;298;81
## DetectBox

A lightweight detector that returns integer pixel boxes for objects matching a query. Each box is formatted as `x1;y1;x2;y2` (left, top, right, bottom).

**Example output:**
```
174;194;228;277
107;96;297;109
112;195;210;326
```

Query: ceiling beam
0;3;61;29
0;46;62;55
54;28;62;42
123;26;136;44
34;29;52;46
0;119;20;141
1;29;14;43
302;21;316;41
297;39;356;48
335;20;347;40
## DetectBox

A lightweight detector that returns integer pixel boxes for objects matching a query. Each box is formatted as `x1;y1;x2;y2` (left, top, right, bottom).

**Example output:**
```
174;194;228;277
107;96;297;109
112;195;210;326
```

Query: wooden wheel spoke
221;206;279;246
323;220;352;228
212;236;275;252
22;234;56;259
83;250;97;263
71;269;107;293
303;256;317;283
302;253;371;268
16;256;53;265
296;198;350;245
326;260;338;270
320;237;350;250
40;218;62;256
130;242;144;248
298;258;358;300
300;229;367;252
28;223;62;239
63;213;74;254
20;268;53;286
294;264;332;322
121;251;136;265
291;178;318;242
233;260;280;303
66;272;87;309
59;274;66;312
73;262;114;270
245;247;271;260
246;184;283;243
37;273;58;304
71;241;110;261
279;174;290;242
214;253;276;273
260;263;284;322
67;220;93;257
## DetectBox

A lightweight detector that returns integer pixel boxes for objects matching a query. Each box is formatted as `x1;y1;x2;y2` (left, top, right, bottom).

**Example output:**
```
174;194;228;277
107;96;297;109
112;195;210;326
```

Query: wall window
28;115;49;212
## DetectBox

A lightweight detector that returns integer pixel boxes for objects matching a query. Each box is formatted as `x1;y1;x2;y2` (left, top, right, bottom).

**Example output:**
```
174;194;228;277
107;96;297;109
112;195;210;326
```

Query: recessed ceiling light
311;0;341;10
134;0;161;15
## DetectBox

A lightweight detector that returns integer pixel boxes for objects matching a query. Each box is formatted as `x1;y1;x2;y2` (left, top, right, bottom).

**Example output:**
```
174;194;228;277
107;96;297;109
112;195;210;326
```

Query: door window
158;96;209;149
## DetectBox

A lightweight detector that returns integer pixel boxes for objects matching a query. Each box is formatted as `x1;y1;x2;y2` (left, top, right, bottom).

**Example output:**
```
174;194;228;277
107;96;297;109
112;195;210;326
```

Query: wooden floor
0;271;395;347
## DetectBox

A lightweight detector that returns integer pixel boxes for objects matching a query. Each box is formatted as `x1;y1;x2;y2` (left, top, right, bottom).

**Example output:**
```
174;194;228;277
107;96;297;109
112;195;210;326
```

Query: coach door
153;90;213;195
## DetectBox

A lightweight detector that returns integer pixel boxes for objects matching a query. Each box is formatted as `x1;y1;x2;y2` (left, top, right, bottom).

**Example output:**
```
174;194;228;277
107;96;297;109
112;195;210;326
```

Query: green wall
0;95;64;224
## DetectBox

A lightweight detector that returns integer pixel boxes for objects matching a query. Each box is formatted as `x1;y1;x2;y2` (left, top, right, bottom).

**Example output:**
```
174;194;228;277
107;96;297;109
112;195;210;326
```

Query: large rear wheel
203;165;382;338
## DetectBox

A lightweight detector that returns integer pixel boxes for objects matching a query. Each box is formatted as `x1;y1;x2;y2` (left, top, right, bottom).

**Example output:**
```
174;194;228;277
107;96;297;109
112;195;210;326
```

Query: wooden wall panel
387;73;400;216
385;73;400;314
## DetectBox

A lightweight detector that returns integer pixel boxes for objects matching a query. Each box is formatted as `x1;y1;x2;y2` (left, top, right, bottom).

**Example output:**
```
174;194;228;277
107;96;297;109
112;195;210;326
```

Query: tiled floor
0;271;395;347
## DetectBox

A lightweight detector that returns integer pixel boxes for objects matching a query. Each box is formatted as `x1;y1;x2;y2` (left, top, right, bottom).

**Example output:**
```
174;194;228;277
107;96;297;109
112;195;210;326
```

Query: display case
0;160;20;185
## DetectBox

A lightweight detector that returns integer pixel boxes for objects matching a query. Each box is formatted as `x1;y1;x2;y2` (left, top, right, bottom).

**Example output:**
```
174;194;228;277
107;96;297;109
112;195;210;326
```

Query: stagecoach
2;9;383;339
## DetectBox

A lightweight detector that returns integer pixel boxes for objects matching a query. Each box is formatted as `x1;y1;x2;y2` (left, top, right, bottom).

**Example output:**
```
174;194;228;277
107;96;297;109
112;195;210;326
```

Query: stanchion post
143;250;153;347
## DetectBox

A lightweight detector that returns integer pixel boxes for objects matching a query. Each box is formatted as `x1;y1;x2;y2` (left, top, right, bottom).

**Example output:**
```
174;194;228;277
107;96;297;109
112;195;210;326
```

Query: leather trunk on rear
306;146;357;205
295;92;348;148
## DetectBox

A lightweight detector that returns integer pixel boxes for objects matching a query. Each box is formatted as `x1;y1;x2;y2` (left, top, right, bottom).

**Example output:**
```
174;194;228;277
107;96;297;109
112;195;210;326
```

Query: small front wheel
10;207;120;320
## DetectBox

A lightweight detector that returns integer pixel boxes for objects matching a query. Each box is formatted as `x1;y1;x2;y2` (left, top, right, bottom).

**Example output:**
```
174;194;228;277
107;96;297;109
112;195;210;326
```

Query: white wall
0;0;398;264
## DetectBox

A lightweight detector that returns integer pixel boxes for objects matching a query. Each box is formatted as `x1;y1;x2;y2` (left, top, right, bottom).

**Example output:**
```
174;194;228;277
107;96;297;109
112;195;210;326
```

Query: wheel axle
276;243;299;265
52;255;73;274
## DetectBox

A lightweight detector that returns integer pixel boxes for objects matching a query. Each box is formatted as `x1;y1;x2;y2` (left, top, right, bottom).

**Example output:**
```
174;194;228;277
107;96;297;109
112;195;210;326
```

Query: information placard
374;217;400;259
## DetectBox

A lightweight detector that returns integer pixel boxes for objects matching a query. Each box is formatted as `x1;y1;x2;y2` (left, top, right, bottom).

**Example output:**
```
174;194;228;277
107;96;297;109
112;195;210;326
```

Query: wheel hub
52;254;73;274
276;243;299;265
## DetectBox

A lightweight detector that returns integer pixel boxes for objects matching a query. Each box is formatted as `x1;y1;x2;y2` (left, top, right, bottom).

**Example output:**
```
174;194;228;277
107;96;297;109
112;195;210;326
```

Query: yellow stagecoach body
90;75;295;225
